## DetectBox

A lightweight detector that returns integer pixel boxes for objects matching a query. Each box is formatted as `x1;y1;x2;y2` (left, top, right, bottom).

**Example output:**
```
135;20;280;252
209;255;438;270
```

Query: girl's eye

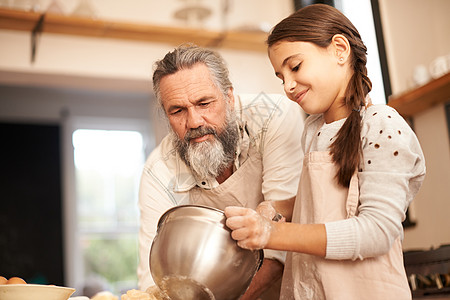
292;63;301;72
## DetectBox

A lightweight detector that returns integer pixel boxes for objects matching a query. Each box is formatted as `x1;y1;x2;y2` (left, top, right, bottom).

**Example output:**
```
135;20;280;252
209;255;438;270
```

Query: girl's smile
294;88;309;105
268;39;353;123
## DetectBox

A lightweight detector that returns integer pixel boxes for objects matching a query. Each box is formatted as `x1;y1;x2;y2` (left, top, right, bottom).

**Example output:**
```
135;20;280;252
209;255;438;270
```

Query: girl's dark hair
267;4;372;187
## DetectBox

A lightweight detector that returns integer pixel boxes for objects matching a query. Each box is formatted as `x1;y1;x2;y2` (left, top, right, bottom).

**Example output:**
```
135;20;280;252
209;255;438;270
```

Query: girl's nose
284;78;296;95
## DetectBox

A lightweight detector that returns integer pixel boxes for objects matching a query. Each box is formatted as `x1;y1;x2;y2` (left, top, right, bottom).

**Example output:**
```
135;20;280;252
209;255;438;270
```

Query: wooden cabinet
0;7;268;52
388;73;450;118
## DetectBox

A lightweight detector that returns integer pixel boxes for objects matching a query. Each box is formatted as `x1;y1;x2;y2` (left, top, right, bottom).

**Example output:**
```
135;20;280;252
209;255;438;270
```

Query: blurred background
0;0;449;298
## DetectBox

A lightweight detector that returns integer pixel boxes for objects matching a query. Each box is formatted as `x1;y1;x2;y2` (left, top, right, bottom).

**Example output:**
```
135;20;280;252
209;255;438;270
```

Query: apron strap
346;172;359;218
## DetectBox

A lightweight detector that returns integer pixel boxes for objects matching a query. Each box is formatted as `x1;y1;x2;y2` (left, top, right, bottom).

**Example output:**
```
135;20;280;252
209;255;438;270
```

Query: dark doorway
293;0;335;11
0;122;64;285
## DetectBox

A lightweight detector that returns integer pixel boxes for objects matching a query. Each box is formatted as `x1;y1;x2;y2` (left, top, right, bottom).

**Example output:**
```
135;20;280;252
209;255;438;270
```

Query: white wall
0;0;293;94
379;0;450;94
378;0;450;251
0;0;297;142
6;0;293;32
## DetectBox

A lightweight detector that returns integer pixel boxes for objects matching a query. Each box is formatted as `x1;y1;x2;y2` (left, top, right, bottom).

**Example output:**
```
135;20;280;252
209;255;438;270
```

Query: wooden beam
0;7;268;52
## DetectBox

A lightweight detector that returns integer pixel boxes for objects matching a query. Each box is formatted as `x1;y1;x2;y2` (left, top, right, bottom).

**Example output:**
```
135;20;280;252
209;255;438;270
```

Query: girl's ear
331;34;351;64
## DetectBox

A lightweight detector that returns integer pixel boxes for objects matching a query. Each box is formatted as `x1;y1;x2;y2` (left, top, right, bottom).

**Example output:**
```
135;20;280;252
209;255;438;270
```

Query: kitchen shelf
388;73;450;118
0;7;268;52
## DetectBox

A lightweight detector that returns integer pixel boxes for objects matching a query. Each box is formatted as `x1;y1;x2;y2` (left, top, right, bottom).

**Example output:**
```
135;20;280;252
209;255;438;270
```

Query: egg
0;276;7;285
91;291;118;300
6;276;27;284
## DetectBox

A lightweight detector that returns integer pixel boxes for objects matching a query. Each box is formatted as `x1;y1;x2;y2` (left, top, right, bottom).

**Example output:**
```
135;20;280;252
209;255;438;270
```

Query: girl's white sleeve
325;105;426;260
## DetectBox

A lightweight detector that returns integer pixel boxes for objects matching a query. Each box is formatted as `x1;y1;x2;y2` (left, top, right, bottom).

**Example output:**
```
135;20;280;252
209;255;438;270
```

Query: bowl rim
0;284;75;292
157;204;225;228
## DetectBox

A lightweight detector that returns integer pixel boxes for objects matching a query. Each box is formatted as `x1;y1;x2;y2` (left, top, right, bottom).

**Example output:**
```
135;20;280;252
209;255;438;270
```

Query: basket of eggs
0;276;75;300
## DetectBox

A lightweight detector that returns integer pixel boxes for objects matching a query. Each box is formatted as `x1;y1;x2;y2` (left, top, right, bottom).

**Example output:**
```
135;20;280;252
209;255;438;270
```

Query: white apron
280;151;411;299
189;139;281;299
188;136;263;211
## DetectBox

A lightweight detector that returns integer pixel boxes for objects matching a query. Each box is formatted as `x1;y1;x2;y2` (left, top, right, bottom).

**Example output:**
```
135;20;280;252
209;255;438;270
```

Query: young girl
225;4;426;299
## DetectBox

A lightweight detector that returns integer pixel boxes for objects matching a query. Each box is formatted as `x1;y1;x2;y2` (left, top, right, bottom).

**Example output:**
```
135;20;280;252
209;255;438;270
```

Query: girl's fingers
224;206;250;217
226;215;247;230
230;227;250;241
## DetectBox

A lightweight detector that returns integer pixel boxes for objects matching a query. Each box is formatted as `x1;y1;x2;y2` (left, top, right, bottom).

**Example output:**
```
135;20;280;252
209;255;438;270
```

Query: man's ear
227;88;235;107
331;34;351;64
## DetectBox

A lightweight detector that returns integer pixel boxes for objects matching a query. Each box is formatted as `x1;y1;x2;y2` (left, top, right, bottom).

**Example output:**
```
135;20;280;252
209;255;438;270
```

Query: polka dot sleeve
360;106;424;176
359;105;425;205
325;105;426;260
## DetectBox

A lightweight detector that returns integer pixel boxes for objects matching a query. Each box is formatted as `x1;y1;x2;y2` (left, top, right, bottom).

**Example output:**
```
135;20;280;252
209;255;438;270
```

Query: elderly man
138;44;304;299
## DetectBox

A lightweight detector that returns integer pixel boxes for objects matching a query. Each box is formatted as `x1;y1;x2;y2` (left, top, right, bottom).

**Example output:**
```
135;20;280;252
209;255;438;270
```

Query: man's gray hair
152;44;233;107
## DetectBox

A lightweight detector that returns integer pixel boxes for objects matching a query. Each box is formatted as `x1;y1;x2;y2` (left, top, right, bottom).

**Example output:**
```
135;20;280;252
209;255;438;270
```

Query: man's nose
186;107;205;129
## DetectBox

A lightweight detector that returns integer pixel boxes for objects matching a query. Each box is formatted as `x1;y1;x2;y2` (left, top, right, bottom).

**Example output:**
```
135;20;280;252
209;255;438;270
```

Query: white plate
0;284;75;300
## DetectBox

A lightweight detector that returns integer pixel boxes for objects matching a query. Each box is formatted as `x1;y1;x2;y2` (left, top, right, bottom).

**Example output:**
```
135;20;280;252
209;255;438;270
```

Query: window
339;0;389;104
68;122;149;297
294;0;390;104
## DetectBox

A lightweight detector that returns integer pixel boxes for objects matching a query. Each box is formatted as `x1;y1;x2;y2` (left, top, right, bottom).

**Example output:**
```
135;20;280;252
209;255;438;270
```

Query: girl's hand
224;206;274;250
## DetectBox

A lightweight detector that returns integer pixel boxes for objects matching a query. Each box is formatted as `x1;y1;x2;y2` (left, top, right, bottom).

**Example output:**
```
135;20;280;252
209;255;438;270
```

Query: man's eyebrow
166;96;215;112
167;103;182;111
194;96;215;104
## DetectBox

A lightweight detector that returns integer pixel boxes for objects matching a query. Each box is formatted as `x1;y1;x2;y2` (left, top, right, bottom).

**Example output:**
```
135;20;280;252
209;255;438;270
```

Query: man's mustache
184;127;217;141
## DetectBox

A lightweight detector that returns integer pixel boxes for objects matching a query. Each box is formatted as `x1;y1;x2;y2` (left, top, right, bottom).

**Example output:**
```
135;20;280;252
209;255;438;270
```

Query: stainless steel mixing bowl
150;205;264;300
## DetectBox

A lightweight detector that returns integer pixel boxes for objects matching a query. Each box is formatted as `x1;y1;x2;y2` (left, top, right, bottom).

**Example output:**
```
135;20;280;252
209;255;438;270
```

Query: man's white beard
171;108;238;181
184;137;230;180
